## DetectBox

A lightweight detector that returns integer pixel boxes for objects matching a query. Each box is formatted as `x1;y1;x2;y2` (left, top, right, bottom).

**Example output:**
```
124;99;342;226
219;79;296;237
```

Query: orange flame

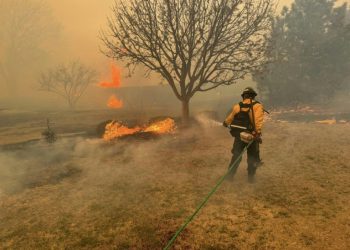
99;64;121;88
143;118;176;134
103;118;176;141
107;95;123;109
103;122;141;140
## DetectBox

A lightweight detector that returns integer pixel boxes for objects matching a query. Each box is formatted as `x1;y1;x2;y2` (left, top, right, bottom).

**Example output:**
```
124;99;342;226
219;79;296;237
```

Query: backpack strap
240;102;258;109
238;102;244;111
250;98;256;132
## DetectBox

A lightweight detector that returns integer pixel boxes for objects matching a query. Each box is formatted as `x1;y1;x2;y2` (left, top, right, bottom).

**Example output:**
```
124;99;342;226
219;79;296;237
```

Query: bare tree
0;0;59;93
39;62;97;110
101;0;273;123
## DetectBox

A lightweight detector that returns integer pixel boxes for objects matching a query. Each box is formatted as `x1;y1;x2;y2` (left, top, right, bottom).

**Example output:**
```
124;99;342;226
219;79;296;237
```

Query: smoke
0;0;295;111
329;84;350;113
0;138;83;195
0;131;199;197
0;109;229;199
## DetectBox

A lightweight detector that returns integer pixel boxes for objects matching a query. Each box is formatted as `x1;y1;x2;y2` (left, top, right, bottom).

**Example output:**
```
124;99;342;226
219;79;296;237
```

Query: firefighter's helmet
241;87;257;98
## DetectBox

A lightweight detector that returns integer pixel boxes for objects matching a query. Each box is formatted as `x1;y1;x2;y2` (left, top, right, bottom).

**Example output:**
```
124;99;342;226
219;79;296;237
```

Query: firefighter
223;87;264;183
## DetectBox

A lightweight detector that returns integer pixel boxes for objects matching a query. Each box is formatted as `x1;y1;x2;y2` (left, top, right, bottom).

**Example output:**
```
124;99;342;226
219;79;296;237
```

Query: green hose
163;140;254;250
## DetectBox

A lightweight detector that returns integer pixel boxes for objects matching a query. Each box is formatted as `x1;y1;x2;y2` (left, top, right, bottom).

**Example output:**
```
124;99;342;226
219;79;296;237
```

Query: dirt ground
0;110;350;249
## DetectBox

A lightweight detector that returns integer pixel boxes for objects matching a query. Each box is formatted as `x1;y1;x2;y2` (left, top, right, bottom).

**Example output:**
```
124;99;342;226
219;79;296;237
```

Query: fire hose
164;140;254;250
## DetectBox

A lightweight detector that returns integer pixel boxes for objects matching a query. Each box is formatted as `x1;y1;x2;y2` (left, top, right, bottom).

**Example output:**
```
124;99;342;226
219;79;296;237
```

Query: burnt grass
0;117;350;249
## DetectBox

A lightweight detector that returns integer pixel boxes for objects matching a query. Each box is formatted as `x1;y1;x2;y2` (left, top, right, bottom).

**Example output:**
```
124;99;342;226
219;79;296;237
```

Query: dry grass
0;113;350;249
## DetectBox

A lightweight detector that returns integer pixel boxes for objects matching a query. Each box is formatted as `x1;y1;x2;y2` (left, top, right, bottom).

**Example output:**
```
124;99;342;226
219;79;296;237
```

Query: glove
223;121;228;128
252;131;261;136
253;131;262;144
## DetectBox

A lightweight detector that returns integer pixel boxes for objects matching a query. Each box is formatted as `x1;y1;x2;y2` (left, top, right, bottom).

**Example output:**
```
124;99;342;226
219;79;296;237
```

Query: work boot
248;175;255;184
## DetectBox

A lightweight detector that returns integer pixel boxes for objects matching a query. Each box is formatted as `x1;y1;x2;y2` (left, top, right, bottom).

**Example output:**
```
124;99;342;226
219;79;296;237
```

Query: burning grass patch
102;117;177;141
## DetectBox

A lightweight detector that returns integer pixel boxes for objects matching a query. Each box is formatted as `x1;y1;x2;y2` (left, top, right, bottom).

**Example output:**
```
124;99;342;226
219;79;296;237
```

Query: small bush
42;119;57;144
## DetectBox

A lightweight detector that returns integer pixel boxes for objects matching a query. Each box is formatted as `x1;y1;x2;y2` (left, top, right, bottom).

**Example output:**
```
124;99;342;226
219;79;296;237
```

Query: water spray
195;114;222;127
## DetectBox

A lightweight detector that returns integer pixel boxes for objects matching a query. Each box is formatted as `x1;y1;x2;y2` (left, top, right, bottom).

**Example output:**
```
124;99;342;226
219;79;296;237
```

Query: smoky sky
47;0;159;87
47;0;297;85
45;0;350;85
1;0;349;110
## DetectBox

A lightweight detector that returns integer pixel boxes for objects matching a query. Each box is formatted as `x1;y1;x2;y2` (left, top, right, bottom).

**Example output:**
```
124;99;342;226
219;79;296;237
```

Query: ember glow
107;95;123;109
103;118;176;141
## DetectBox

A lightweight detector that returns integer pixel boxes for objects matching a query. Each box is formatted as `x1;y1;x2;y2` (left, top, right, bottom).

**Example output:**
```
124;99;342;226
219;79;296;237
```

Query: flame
143;118;176;134
103;118;176;141
99;64;121;88
103;121;141;140
98;64;124;109
316;118;336;125
107;95;123;109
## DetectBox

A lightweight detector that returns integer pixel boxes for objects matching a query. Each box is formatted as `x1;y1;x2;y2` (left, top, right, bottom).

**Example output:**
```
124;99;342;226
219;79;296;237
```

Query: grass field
0;110;350;249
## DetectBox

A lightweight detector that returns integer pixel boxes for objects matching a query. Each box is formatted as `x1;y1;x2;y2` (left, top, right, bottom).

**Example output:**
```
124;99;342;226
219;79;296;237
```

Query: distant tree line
254;0;350;107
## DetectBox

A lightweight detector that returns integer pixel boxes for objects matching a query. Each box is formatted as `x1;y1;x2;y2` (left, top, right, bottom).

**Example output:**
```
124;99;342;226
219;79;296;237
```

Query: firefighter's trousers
228;136;260;178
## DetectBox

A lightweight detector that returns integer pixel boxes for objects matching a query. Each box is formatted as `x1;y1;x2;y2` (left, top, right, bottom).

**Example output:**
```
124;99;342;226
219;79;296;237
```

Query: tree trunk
181;99;190;125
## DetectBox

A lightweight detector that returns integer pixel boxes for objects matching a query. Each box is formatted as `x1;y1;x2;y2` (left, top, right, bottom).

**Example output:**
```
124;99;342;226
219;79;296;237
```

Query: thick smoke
0;112;225;198
0;128;197;197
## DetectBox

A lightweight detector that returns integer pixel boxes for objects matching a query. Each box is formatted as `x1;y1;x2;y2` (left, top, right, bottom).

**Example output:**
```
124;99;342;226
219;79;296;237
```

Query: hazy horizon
0;0;349;110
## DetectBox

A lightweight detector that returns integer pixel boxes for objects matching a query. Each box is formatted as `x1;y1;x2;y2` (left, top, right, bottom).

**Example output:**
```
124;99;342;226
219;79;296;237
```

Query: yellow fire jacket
225;99;264;133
